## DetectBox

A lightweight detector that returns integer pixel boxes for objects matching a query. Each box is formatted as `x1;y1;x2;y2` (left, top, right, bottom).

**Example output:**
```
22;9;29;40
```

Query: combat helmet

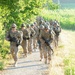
39;25;44;29
21;23;25;27
44;25;50;30
12;23;17;28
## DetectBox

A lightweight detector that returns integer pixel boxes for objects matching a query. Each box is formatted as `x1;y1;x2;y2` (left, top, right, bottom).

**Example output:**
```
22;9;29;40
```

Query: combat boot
13;61;17;67
44;58;47;64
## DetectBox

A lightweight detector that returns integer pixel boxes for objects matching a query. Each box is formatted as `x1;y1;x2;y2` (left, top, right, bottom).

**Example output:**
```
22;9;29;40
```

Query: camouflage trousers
41;43;51;64
39;47;43;61
21;40;28;57
10;45;18;62
37;40;43;60
33;37;37;49
28;38;33;54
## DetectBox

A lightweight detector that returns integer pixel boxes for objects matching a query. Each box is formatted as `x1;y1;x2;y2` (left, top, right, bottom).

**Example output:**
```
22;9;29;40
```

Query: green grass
40;9;75;30
63;30;75;75
64;55;75;75
64;66;75;75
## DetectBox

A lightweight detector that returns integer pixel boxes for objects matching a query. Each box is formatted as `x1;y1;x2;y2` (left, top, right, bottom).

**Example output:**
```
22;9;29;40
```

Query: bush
0;48;9;59
48;3;59;10
0;61;4;70
65;66;75;75
0;40;10;59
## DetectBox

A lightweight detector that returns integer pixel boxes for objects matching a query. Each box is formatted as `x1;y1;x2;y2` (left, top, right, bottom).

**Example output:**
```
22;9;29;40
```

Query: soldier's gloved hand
8;38;13;42
16;43;20;47
26;37;30;40
30;34;33;37
23;37;26;40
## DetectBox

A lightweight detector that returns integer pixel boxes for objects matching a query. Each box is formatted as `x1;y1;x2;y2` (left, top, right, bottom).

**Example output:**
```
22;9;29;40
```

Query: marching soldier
29;24;35;53
5;23;23;67
33;22;38;50
53;21;61;47
26;24;34;54
21;24;29;57
39;25;54;64
38;25;45;61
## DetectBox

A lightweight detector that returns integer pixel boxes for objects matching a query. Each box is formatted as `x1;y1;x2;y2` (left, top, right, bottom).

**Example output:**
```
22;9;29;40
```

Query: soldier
21;24;29;57
38;25;45;61
39;25;54;64
29;24;35;52
31;23;38;50
5;23;23;67
36;16;44;26
53;21;61;47
26;24;35;54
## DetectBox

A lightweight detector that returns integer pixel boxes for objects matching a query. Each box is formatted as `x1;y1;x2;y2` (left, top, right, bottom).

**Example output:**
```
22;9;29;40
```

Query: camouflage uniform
38;25;45;61
26;25;35;54
53;21;61;47
29;24;35;53
39;25;54;64
5;24;23;67
36;16;44;26
21;24;29;57
32;23;38;50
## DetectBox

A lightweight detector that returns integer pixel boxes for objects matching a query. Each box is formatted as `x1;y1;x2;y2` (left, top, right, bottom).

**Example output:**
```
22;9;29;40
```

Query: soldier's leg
28;40;30;53
28;39;32;54
33;38;37;49
22;46;27;57
55;35;58;48
25;40;28;56
10;46;15;61
10;45;18;67
47;46;51;64
29;38;33;54
31;38;33;52
38;40;43;61
56;35;59;46
13;46;18;67
43;46;47;64
21;41;27;57
39;46;43;61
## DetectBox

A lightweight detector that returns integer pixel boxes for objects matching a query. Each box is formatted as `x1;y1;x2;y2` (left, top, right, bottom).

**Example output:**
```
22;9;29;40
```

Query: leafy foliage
0;61;4;70
0;0;47;30
44;0;59;10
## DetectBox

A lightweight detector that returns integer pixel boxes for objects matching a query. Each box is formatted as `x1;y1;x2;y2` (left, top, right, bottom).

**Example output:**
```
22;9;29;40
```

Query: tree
44;0;59;10
0;0;47;29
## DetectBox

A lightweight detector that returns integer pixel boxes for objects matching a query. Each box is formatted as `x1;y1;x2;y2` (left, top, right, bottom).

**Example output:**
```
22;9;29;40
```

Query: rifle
12;37;20;47
41;37;54;54
16;40;20;47
8;34;20;47
23;37;30;40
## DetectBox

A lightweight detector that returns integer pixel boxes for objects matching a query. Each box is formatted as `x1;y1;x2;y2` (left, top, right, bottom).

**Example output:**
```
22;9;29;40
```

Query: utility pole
57;0;61;9
58;0;60;5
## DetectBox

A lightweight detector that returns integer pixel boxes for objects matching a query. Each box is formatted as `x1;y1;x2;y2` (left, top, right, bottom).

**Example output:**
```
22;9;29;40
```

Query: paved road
1;49;49;75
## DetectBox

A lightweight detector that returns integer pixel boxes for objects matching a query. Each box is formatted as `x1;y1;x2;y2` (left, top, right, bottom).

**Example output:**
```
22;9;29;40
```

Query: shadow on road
5;63;48;70
18;60;40;64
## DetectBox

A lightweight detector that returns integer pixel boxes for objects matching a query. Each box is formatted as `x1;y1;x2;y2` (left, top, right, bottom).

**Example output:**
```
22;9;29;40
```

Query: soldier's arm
58;26;61;33
17;31;23;44
39;30;45;43
5;31;10;41
24;29;30;39
39;30;42;39
50;30;54;43
31;28;35;37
